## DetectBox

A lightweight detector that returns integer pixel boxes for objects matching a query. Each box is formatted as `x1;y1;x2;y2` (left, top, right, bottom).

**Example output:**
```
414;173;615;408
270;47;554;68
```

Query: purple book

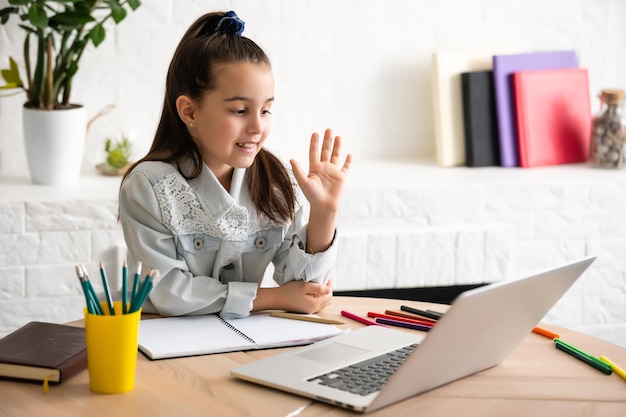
493;50;578;167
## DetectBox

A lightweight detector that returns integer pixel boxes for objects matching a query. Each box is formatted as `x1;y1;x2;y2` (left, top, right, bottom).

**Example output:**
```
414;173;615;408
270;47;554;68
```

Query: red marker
340;310;383;326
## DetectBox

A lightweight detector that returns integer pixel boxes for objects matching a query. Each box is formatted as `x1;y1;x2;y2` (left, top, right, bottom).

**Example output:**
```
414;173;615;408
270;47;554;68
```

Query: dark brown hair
121;12;295;223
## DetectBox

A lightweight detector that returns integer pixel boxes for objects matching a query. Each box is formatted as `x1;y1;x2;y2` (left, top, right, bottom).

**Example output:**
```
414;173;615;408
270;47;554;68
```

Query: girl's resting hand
253;280;333;314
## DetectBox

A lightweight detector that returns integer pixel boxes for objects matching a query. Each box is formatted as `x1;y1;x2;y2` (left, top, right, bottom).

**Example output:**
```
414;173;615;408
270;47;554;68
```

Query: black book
461;70;501;167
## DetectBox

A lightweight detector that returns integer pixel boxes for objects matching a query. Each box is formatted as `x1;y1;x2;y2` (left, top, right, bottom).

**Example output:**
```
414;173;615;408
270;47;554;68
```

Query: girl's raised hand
290;128;352;213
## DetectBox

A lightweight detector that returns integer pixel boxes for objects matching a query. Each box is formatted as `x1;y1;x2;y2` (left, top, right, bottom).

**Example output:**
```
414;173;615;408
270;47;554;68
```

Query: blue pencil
130;269;157;313
122;260;128;314
75;265;94;314
130;261;142;304
80;264;104;315
99;261;115;315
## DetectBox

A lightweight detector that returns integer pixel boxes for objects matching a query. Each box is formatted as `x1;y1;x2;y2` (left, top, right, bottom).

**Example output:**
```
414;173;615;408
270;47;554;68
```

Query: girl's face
189;61;274;186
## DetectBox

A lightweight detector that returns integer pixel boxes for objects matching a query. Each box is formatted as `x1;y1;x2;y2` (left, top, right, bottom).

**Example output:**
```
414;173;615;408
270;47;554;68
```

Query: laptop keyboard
306;343;418;396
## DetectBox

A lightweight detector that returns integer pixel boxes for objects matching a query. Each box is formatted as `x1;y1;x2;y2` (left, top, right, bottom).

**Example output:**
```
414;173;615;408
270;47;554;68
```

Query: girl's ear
176;95;196;127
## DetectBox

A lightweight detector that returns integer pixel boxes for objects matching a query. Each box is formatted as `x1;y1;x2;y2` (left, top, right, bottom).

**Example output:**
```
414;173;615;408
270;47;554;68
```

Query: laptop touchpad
297;342;371;364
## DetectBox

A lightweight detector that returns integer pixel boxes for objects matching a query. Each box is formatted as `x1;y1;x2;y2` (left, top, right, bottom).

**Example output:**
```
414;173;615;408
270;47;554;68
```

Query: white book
431;47;522;167
138;312;345;360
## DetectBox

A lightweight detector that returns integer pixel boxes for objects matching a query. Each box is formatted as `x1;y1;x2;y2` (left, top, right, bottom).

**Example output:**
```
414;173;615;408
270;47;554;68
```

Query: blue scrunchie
215;11;245;36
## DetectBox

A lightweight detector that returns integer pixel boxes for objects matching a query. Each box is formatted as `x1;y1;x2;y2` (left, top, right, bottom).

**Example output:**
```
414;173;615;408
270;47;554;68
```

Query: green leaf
90;24;105;47
28;3;48;29
127;0;141;11
1;57;24;87
8;0;30;6
110;4;127;24
49;11;95;30
0;7;19;25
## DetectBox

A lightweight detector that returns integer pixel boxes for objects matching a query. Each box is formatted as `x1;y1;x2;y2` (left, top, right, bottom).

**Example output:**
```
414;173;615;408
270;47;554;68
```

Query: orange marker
533;326;560;340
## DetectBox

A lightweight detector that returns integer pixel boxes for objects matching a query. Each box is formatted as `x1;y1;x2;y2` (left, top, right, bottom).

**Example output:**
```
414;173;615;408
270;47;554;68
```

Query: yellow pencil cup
84;301;141;394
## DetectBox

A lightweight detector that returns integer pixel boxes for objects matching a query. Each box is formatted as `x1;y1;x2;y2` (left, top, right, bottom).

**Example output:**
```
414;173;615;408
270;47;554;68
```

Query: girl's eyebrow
223;96;275;103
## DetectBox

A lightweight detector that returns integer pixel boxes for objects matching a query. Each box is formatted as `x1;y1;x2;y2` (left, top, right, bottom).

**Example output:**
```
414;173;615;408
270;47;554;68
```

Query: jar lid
601;89;625;104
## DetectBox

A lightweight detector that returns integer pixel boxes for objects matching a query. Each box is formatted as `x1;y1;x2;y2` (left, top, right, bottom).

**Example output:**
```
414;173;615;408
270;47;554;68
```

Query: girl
119;11;351;319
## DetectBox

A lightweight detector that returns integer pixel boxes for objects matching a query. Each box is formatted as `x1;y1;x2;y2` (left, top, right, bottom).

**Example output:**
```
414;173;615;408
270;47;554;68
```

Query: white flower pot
22;106;86;185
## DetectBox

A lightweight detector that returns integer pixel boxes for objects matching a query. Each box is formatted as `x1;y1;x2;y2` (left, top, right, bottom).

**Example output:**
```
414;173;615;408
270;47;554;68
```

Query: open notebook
138;312;344;360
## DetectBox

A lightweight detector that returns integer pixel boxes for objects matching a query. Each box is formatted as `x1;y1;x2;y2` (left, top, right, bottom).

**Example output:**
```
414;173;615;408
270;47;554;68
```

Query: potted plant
96;133;134;176
0;0;141;185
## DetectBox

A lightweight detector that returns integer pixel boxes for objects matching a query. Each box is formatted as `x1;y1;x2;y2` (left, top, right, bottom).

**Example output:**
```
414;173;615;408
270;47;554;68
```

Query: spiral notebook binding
216;314;256;344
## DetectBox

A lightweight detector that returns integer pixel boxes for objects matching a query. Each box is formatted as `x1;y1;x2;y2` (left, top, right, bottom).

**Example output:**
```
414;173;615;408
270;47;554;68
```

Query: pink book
513;68;591;168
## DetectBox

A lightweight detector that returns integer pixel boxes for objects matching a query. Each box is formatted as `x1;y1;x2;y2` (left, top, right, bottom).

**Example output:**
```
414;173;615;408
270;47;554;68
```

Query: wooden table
1;296;626;416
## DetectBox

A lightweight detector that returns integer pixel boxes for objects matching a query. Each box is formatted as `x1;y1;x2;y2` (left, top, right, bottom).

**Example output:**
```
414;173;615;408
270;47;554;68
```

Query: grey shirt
118;159;337;319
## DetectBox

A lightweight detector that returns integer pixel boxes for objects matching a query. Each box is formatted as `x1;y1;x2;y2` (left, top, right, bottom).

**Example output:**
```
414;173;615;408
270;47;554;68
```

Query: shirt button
193;238;204;250
255;236;267;249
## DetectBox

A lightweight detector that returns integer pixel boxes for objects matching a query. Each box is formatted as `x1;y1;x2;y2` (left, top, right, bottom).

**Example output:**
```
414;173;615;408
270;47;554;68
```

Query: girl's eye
262;110;272;115
233;109;246;115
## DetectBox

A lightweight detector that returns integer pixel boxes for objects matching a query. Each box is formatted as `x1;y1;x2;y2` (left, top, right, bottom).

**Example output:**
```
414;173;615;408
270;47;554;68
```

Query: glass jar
589;89;626;168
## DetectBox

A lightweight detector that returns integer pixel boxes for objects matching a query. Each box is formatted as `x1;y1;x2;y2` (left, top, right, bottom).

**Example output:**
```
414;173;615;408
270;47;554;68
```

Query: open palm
290;129;352;212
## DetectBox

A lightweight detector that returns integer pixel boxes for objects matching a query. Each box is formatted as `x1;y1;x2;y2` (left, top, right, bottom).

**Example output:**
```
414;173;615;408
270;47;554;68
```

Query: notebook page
225;312;344;349
138;315;254;360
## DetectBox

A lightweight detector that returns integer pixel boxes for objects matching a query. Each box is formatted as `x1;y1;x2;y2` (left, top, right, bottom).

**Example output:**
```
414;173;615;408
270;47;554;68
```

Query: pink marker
340;310;384;327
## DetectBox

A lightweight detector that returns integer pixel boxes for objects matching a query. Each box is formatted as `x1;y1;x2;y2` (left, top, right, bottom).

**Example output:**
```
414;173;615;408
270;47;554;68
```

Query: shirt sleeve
270;185;339;286
119;169;258;318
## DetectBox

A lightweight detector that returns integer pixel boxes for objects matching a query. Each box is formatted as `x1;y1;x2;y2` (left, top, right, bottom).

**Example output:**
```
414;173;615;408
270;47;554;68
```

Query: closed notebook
513;67;591;168
0;321;87;384
493;50;579;167
138;312;344;360
461;70;500;167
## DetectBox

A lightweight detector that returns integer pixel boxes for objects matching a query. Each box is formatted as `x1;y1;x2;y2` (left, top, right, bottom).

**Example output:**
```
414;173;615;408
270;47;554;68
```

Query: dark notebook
0;321;87;384
461;70;501;167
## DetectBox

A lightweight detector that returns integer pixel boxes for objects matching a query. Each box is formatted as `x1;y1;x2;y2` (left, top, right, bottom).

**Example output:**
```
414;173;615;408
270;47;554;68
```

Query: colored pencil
75;265;95;314
122;260;128;314
400;305;441;321
367;312;434;328
340;310;383;326
131;261;142;303
385;310;437;324
375;317;432;332
129;269;157;313
99;261;115;315
80;264;105;315
270;312;344;325
426;309;444;318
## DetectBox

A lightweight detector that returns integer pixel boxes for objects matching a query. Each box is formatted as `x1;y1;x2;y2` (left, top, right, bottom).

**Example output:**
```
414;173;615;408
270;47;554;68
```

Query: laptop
231;256;596;413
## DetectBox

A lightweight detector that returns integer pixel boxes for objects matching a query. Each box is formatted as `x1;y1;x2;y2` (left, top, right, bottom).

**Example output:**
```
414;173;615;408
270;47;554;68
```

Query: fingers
341;152;352;173
309;132;320;166
320;128;333;162
309;128;349;166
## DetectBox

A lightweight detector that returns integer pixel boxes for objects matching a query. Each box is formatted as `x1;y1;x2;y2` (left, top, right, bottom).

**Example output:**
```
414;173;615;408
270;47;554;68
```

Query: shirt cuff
289;228;338;282
219;281;258;319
